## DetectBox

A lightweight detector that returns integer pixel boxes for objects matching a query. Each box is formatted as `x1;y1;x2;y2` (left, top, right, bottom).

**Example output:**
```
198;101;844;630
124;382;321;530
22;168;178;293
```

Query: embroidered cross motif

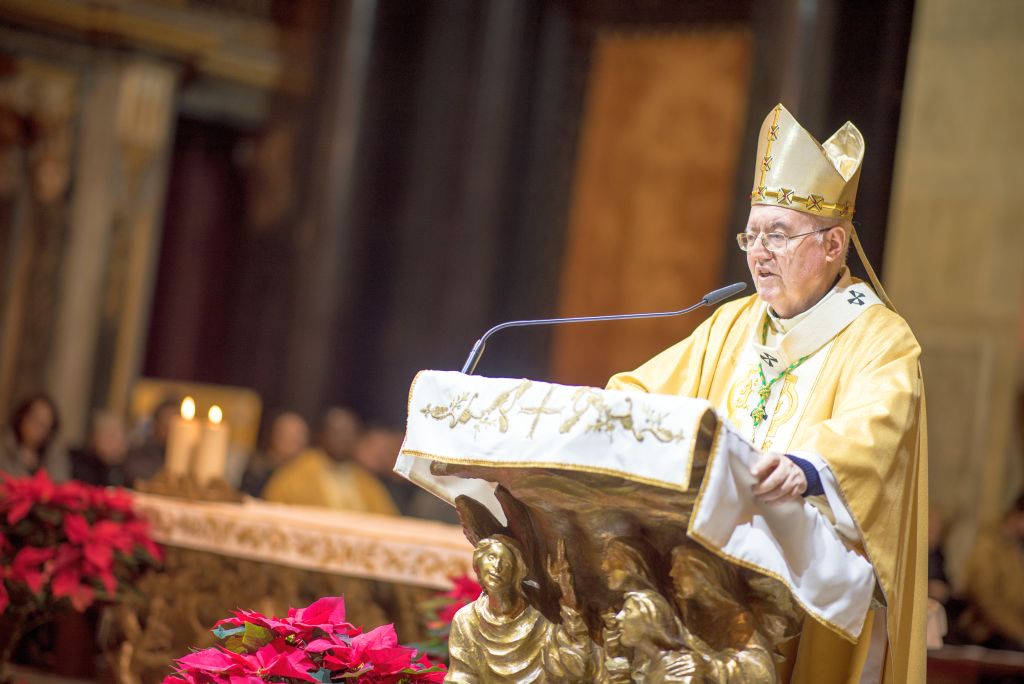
751;184;766;201
759;352;778;367
761;155;773;172
521;387;560;439
777;188;794;205
806;194;824;211
848;290;866;305
768;124;779;141
838;201;850;216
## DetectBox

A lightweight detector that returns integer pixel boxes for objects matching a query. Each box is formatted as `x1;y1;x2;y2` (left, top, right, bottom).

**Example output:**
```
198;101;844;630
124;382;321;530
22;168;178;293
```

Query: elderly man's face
745;205;844;318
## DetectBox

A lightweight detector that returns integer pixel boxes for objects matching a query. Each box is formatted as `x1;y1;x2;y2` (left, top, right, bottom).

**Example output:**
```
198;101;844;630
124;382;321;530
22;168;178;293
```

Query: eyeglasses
735;227;832;253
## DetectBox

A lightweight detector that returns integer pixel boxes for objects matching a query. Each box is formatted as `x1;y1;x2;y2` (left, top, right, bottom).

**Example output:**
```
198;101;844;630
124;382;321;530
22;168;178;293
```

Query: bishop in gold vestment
608;104;928;683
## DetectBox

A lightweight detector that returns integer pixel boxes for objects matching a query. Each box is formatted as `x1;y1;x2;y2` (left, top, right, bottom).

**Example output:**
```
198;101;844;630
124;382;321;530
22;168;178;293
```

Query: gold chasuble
607;275;928;683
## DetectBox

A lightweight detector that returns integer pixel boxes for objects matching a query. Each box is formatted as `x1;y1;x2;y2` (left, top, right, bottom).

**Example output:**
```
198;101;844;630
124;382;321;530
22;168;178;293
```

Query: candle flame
181;396;196;420
208;405;223;424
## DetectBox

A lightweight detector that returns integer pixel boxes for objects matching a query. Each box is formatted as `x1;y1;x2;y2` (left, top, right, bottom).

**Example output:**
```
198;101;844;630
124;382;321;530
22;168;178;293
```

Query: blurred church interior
0;0;1022;681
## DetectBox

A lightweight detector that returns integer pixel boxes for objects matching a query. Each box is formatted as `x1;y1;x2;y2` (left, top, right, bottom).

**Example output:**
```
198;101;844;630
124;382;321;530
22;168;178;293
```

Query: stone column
47;58;178;443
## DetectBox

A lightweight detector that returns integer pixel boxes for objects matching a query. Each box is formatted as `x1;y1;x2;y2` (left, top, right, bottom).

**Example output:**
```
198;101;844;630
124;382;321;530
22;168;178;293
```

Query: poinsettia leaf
291;596;346;627
304;639;336;653
351;624;398;651
212;624;246;639
177;646;245;673
241;622;274;651
34;505;63;526
309;668;332;684
223;635;246;654
253;641;317;681
332;665;371;679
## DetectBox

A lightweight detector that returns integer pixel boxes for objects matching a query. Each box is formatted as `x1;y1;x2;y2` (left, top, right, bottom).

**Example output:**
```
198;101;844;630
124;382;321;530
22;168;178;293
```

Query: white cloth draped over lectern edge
687;424;875;641
394;370;875;641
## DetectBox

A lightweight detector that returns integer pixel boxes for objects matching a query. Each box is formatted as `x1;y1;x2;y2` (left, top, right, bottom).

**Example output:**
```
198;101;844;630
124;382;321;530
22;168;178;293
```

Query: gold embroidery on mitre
750;104;864;218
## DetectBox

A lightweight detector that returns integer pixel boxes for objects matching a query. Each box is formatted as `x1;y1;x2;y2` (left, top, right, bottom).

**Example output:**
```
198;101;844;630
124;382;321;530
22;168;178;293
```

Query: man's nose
749;234;772;258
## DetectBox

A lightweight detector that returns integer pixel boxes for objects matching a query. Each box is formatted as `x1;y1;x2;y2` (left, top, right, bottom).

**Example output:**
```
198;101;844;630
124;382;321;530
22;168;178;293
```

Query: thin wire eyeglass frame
735;227;832;253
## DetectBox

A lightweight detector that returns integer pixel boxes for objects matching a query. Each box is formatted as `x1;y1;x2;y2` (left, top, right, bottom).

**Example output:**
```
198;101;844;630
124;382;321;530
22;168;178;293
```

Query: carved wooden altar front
102;492;472;683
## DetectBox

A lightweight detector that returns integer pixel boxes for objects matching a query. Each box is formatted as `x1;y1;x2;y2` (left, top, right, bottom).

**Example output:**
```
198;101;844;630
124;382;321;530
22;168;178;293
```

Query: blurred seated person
353;426;417;510
70;411;129;487
263;407;398;515
123;397;178;485
351;424;460;523
928;506;952;606
1;393;69;481
240;411;309;498
959;493;1024;650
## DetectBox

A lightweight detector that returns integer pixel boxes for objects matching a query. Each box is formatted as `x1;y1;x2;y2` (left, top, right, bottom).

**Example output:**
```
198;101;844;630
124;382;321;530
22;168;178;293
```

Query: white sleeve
789;450;861;544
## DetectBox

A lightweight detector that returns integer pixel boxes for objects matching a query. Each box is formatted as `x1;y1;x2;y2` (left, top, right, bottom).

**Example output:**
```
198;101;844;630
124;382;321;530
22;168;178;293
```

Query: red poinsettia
408;573;482;663
435;574;481;624
165;596;445;684
0;470;163;616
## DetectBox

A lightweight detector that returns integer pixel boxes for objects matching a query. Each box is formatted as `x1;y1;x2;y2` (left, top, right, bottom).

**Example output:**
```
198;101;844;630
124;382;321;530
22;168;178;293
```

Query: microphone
460;282;747;375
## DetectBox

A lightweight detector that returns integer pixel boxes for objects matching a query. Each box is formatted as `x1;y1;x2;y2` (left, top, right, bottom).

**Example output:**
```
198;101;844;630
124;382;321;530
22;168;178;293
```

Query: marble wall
884;0;1024;584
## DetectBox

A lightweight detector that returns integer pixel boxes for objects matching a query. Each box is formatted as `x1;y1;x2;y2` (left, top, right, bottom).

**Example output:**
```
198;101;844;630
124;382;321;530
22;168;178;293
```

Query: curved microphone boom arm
460;282;747;375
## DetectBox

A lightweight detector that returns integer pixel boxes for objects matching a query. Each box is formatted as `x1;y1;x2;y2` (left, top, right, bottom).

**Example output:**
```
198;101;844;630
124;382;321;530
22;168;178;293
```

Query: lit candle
165;397;200;476
194;404;230;486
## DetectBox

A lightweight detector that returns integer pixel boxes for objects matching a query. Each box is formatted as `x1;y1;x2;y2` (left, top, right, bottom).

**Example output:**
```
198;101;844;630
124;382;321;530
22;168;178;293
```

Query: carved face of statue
478;541;516;592
601;539;655;592
669;556;699;600
602;555;630;592
616;594;644;648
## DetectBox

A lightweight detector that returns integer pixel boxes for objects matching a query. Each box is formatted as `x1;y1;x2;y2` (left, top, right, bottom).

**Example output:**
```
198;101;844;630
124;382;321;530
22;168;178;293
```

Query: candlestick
165;396;200;476
194;404;230;486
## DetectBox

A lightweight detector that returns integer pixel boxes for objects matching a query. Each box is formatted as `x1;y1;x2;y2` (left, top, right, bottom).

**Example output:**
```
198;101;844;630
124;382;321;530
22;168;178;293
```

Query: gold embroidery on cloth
419;383;688;444
726;367;760;424
762;374;799;447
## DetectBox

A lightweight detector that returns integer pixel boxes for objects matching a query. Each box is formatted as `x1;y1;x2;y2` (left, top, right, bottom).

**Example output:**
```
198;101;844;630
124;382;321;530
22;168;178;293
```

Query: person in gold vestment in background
263;407;398;515
960;494;1024;650
608;104;928;683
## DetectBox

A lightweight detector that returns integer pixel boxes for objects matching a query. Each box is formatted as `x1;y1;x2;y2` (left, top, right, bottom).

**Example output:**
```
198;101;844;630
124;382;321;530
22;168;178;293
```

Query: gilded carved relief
443;462;803;684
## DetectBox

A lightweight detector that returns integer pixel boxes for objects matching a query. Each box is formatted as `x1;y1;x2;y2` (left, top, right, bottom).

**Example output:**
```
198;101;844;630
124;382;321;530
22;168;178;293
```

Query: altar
105;493;472;683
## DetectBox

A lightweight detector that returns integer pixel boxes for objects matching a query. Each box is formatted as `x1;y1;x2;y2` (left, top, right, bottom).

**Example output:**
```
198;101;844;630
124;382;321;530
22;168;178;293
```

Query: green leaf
241;622;274;651
212;624;246;639
335;666;371;678
223;635;246;653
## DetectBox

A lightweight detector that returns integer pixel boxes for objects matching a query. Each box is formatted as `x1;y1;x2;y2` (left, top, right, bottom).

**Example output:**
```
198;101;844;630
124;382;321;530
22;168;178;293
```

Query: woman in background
0;393;69;481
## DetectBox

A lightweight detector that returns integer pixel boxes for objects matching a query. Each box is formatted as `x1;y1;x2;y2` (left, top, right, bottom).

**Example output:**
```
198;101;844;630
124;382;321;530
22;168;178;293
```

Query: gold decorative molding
129;492;473;590
0;0;282;89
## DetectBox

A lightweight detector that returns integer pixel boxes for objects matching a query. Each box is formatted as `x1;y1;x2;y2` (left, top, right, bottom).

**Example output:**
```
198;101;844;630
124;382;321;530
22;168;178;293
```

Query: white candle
194;405;230;486
165;397;200;476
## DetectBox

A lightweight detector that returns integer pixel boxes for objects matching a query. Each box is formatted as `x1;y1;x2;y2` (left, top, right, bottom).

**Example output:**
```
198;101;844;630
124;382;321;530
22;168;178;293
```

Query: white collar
767;269;848;334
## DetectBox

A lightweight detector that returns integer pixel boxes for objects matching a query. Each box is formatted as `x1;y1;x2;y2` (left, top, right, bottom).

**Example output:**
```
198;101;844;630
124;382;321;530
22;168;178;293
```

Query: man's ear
822;225;846;262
